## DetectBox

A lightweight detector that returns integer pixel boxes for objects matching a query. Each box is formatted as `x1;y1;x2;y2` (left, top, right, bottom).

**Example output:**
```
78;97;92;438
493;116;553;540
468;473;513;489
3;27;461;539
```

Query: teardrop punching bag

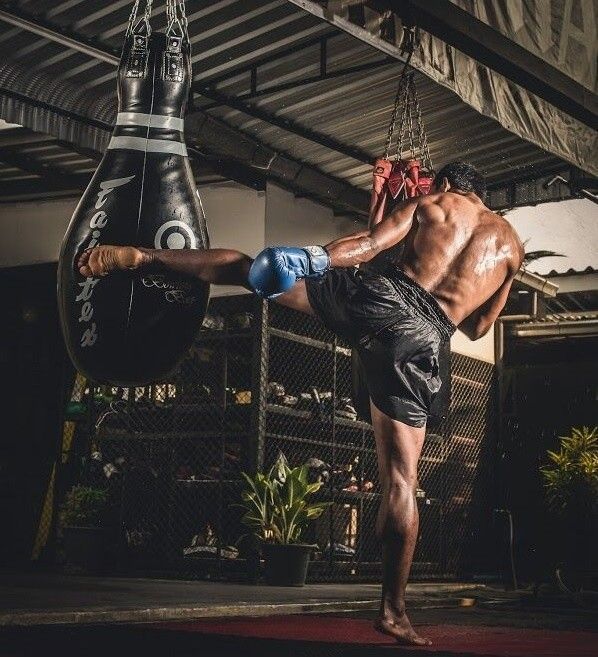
58;13;209;386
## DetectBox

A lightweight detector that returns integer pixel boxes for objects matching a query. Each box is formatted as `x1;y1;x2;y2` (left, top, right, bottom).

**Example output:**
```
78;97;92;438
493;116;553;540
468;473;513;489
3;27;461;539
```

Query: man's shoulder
489;213;524;268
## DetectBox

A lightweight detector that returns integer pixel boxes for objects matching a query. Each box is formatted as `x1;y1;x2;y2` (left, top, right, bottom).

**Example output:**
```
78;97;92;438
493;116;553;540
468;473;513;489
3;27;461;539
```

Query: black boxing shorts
305;267;456;427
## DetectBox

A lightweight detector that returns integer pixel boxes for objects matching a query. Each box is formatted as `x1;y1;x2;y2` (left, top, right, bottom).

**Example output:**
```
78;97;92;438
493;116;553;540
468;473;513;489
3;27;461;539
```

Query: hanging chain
127;0;153;35
126;0;141;36
178;0;188;37
407;75;416;160
166;0;188;40
383;75;405;160
412;75;433;171
383;45;414;160
394;78;410;161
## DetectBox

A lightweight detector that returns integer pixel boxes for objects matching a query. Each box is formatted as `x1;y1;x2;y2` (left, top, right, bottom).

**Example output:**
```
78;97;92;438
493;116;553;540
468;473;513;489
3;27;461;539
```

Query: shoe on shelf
202;313;225;331
267;381;286;403
322;541;356;558
228;312;253;330
184;524;239;559
336;397;358;421
304;457;331;484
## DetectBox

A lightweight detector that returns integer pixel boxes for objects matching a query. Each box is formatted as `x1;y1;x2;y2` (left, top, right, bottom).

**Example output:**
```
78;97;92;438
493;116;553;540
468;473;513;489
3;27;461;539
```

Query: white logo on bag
141;275;195;305
154;220;197;250
76;175;135;349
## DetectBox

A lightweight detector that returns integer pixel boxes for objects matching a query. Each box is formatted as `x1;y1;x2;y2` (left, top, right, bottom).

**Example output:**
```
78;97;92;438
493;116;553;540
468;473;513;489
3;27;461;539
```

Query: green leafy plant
61;485;108;528
237;453;331;544
541;427;598;514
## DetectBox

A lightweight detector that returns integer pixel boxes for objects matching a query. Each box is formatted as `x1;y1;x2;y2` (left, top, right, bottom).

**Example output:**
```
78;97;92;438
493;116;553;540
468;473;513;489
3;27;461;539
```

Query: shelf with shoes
80;295;496;583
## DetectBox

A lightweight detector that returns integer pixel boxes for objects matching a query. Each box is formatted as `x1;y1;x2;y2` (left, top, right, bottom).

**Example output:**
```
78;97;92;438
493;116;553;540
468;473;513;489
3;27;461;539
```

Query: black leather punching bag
58;27;209;386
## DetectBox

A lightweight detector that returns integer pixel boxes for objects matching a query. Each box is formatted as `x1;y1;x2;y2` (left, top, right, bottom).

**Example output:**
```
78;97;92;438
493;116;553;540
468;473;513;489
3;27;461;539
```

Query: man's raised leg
370;401;431;646
77;245;314;315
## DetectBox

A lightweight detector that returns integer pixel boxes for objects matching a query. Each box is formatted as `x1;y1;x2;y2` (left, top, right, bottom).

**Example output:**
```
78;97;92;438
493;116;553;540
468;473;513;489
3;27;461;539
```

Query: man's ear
439;177;450;192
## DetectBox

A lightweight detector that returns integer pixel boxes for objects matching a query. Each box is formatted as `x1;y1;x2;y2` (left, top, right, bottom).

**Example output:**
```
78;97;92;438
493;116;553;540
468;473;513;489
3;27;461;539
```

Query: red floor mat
157;616;598;657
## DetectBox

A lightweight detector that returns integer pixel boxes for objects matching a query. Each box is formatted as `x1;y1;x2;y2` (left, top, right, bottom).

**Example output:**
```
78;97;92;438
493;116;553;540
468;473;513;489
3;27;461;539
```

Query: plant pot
63;526;110;572
262;543;313;586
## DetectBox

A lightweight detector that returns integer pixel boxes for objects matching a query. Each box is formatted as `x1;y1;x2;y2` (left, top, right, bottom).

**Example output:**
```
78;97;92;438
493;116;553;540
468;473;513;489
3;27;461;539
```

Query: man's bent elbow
471;323;493;341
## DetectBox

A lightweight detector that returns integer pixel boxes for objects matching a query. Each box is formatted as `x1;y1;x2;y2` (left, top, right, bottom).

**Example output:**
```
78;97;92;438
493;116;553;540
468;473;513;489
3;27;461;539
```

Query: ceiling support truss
0;6;370;215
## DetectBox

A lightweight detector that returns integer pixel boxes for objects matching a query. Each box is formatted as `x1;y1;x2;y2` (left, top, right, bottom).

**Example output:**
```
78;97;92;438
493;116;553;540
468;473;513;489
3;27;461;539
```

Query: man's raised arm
248;198;420;298
325;197;419;268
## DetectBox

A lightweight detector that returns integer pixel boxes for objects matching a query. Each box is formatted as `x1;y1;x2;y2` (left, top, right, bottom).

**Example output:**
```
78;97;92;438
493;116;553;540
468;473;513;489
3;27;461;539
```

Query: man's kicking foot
77;245;254;287
374;609;431;646
78;245;146;277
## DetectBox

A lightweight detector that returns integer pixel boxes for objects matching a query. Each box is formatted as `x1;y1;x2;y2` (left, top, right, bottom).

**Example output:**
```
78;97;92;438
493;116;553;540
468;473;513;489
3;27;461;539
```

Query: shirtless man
78;161;524;646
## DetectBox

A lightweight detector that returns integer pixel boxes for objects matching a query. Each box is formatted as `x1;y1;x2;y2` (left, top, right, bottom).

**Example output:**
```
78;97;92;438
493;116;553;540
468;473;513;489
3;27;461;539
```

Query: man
79;161;523;646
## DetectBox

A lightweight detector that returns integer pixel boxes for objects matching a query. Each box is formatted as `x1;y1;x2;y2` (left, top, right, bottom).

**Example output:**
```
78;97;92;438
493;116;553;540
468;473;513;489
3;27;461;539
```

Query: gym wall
0;198;76;268
0;182;499;367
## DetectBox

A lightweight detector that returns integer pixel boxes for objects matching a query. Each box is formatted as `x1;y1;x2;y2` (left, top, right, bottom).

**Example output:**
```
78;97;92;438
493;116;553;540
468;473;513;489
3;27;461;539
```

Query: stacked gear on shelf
58;294;493;581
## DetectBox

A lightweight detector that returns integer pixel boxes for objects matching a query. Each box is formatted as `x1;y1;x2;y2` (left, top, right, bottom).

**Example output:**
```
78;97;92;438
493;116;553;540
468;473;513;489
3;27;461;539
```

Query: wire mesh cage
55;294;498;582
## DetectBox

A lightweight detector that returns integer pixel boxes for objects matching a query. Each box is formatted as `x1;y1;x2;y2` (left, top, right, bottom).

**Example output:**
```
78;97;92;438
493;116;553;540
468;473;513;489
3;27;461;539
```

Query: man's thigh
272;280;315;316
370;400;426;482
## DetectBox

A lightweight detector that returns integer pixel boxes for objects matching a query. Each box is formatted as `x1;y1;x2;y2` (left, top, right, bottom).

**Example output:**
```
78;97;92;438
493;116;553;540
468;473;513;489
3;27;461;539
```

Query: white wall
0;198;77;268
265;182;359;246
0;181;500;364
506;198;598;276
451;326;495;364
196;183;266;297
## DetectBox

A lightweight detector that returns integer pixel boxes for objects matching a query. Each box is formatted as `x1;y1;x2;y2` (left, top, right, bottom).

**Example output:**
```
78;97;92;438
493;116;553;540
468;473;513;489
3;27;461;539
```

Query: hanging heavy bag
58;4;209;386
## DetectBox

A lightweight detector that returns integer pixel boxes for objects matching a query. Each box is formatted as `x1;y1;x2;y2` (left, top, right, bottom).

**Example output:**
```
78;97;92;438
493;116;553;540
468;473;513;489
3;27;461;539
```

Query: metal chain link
383;78;404;160
165;0;189;40
127;0;153;36
412;75;433;171
407;75;416;160
383;47;414;160
127;0;141;36
178;0;189;37
395;77;409;161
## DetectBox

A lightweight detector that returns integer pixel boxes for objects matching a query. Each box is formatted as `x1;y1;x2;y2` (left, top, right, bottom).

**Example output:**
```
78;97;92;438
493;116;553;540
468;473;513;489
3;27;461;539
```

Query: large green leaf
237;454;332;544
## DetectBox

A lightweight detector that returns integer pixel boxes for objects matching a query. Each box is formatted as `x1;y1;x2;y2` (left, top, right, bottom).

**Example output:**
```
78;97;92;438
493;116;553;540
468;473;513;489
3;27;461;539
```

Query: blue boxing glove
248;245;331;299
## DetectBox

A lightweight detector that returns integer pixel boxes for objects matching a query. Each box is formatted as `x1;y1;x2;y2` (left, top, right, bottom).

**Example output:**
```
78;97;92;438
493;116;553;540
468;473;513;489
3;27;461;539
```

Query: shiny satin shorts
305;267;456;427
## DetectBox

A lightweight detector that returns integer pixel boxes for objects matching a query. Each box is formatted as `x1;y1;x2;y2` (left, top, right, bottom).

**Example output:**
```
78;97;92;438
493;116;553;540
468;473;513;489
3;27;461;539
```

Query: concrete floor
0;570;489;626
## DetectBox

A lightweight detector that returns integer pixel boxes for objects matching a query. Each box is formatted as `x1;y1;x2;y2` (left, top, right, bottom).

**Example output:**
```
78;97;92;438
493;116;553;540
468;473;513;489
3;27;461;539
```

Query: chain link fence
54;294;498;581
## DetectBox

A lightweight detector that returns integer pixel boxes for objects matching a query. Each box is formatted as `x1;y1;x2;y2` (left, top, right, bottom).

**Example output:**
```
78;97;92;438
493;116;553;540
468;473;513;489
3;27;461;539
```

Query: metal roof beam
200;55;394;108
288;0;596;128
385;0;597;129
193;85;373;164
0;147;90;191
0;127;52;148
0;7;120;65
199;30;339;87
0;180;85;201
0;5;370;213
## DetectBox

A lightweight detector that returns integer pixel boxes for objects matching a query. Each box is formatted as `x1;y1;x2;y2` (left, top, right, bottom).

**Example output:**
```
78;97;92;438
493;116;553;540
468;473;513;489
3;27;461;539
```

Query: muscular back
396;192;523;326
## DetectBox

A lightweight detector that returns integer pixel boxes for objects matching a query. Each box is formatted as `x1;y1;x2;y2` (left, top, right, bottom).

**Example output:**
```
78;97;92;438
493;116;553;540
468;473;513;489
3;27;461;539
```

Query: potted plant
238;453;331;586
540;426;598;594
60;484;109;572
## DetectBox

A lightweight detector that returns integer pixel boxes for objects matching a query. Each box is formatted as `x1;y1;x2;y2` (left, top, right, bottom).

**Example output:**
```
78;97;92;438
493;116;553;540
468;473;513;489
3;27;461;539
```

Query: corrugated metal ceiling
0;0;567;206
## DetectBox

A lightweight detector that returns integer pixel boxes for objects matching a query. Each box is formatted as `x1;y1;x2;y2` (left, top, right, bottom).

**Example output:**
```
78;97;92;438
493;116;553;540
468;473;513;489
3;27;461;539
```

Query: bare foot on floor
374;615;432;646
